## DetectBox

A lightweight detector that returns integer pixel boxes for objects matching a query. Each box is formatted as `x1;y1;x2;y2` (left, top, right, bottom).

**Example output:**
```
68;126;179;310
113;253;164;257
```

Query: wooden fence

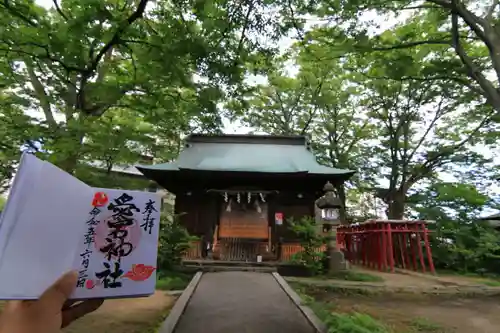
182;241;326;262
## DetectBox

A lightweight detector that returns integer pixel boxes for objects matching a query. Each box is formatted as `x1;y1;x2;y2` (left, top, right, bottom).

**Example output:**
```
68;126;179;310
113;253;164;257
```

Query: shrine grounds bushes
157;214;196;274
156;213;197;291
156;271;193;291
288;216;327;276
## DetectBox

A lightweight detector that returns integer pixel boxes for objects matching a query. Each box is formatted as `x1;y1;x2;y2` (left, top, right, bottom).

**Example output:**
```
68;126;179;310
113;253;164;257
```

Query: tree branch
88;0;149;75
52;0;68;21
1;0;37;27
77;0;149;114
485;0;499;21
451;11;500;112
406;97;446;162
25;61;56;128
363;40;449;51
408;107;496;185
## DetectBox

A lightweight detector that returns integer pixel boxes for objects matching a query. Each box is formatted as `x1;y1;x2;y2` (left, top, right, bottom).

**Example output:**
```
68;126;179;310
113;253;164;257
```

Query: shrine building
136;134;355;262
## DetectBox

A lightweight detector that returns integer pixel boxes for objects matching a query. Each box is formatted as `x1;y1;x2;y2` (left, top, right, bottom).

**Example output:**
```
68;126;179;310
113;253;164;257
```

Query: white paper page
0;154;41;249
0;154;94;299
71;188;161;299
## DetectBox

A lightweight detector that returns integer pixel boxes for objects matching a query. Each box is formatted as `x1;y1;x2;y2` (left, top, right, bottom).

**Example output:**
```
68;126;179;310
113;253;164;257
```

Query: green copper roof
136;134;355;177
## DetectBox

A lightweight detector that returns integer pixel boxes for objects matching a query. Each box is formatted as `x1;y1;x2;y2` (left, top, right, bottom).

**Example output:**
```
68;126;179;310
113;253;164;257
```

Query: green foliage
289;216;326;275
327;271;384;283
303;294;389;333
0;196;5;210
157;214;197;274
0;0;290;187
409;317;444;332
324;312;389;333
411;182;500;275
156;271;193;291
306;0;500;113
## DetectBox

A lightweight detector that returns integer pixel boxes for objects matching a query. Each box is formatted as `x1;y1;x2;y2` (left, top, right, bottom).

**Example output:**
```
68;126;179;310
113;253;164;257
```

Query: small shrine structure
137;134;355;262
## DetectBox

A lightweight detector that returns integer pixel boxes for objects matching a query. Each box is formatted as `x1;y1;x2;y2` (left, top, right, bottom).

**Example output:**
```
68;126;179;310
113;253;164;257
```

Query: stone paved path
174;272;316;333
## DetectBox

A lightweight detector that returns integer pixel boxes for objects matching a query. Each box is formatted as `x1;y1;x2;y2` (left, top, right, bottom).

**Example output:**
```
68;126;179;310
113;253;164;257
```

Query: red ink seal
94;216;142;260
85;279;95;289
92;192;108;207
123;264;156;282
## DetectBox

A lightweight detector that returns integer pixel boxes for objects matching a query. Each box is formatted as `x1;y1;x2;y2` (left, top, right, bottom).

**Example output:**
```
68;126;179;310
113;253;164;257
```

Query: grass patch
476;279;500;287
156;271;193;291
324;312;390;333
438;269;500;287
294;284;390;333
290;281;381;298
409;317;445;332
325;270;384;282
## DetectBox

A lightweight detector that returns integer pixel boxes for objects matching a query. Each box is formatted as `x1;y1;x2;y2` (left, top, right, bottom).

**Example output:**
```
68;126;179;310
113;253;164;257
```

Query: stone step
183;259;278;268
184;265;277;273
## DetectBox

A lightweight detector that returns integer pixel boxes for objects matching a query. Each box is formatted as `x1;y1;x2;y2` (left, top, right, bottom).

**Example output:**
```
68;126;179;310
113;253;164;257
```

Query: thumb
37;271;78;312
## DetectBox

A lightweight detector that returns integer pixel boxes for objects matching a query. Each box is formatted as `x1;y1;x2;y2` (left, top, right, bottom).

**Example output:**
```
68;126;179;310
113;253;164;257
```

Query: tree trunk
336;183;348;224
386;193;405;220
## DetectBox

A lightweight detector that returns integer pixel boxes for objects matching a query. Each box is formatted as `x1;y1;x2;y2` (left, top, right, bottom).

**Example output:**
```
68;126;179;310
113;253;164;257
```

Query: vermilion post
376;223;387;271
351;229;357;264
386;223;395;272
397;230;406;269
347;228;352;262
415;223;426;273
362;233;368;267
410;225;418;271
422;222;435;274
369;225;376;269
402;231;411;270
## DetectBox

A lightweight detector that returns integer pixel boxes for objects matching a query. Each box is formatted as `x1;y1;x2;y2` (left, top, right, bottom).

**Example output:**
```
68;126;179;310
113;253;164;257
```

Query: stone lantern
315;181;348;273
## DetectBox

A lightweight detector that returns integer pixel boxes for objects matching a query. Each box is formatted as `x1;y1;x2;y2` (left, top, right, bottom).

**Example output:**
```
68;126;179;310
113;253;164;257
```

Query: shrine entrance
214;192;270;261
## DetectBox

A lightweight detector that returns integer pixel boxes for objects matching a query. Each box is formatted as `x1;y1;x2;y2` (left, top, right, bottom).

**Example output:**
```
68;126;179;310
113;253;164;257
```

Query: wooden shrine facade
136;134;355;262
176;189;319;261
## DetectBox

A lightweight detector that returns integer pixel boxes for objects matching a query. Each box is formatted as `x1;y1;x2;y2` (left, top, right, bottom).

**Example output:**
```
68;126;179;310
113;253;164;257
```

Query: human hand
0;271;104;333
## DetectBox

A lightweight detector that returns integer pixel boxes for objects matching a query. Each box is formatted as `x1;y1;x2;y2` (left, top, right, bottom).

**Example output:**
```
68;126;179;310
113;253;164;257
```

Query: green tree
227;52;377;221
0;94;41;192
342;46;494;219
301;0;500;113
0;0;294;187
410;182;500;274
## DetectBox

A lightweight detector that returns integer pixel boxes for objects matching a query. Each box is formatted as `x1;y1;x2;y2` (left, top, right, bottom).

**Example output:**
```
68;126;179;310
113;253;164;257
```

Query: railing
337;219;435;274
279;243;327;262
182;240;327;262
183;240;202;260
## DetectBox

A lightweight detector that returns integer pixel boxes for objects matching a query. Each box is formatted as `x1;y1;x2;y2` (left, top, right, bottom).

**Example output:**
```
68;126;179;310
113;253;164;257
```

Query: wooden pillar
387;223;395;272
415;223;426;273
380;222;387;271
421;222;435;274
402;231;411;270
398;231;406;269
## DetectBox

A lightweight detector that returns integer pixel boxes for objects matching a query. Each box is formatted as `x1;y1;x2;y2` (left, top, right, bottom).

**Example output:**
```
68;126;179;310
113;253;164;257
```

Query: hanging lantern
226;198;232;212
237;192;241;203
247;192;251;203
223;192;228;203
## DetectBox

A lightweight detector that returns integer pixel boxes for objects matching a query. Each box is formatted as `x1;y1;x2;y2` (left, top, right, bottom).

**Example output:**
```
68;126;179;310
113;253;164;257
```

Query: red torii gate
336;219;435;274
